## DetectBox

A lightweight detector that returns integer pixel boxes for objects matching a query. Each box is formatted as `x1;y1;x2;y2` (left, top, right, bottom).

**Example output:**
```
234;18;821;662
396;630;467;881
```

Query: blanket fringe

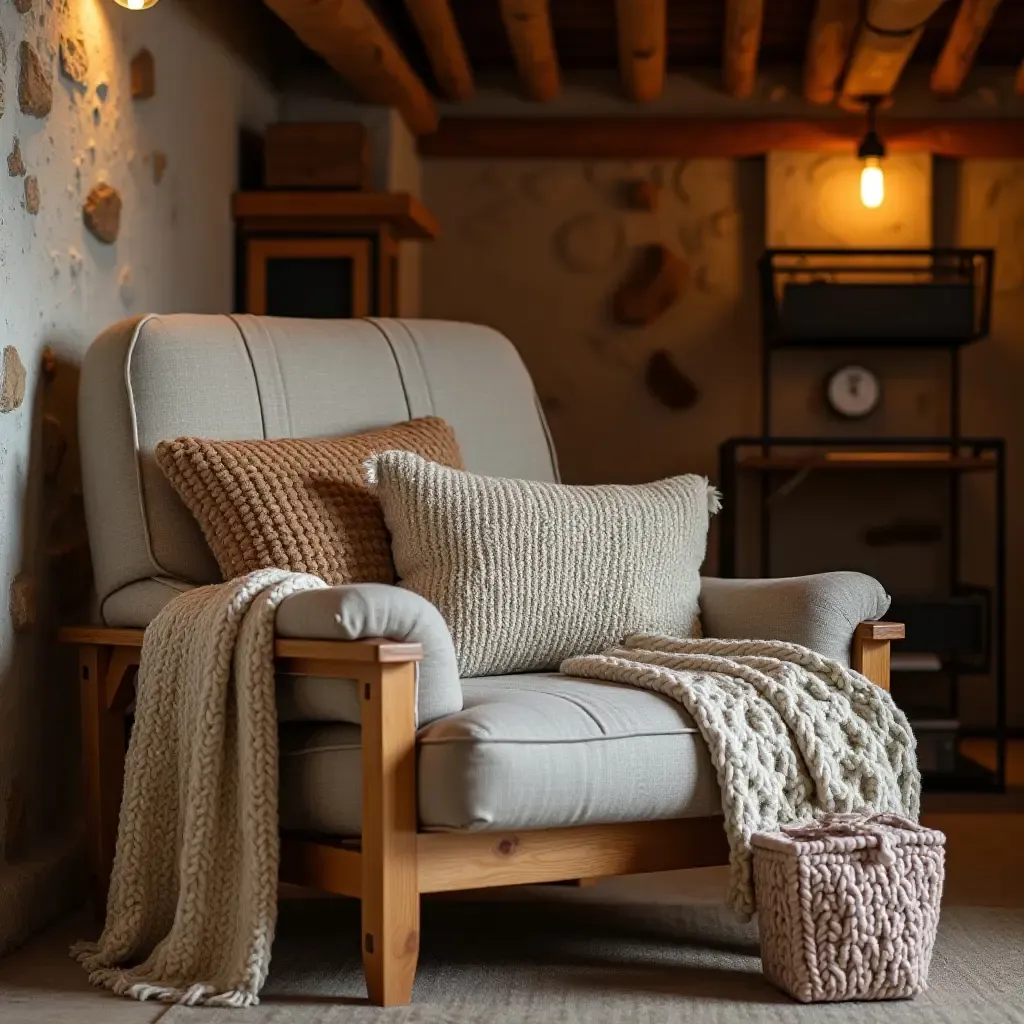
74;959;259;1007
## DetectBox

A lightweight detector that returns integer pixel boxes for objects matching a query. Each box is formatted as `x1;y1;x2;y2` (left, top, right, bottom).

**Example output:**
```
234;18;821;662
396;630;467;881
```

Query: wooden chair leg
360;661;420;1007
78;644;122;915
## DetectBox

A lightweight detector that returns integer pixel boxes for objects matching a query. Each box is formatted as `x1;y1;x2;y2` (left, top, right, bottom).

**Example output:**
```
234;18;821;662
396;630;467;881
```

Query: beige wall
421;146;1024;730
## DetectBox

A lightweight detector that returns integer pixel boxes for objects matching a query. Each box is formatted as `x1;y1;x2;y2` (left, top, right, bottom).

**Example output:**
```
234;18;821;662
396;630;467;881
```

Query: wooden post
78;645;123;913
615;0;666;102
804;0;860;104
723;0;765;98
840;0;946;102
361;662;420;1007
931;0;1002;97
404;0;475;101
499;0;561;101
851;622;905;691
261;0;439;135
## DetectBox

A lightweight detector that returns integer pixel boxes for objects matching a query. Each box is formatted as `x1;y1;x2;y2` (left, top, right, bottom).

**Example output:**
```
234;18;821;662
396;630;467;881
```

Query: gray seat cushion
279;671;721;836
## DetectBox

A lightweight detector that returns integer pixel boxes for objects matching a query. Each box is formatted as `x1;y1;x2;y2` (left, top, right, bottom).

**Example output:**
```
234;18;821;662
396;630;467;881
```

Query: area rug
161;893;1024;1024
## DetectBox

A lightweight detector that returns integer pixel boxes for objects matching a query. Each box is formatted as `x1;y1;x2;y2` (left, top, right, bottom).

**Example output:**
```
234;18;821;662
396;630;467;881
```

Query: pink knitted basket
751;812;945;1003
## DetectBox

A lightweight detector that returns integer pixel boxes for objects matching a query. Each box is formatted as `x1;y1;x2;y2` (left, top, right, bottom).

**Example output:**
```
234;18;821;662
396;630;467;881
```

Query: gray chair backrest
79;314;558;626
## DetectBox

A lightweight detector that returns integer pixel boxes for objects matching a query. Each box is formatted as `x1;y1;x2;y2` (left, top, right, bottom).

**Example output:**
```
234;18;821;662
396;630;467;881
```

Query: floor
2;740;1021;1023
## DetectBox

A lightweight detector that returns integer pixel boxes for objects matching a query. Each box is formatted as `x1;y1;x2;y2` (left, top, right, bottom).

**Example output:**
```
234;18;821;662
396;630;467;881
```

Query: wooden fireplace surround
60;619;904;1006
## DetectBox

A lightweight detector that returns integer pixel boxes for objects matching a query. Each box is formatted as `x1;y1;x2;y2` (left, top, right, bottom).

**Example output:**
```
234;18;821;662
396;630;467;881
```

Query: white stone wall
0;0;277;951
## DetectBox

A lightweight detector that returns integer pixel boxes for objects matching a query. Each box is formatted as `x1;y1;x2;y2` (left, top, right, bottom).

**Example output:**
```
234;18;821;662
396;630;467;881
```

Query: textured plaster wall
422;157;761;503
0;0;276;951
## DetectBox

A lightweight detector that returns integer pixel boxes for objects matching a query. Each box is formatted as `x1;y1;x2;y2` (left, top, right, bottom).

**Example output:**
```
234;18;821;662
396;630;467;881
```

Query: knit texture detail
72;569;328;1006
562;634;920;919
156;417;463;585
366;451;717;678
752;812;944;1002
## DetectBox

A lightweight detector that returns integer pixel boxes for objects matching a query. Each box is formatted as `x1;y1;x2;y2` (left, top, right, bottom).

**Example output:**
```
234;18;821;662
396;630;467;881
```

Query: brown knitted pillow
155;417;463;584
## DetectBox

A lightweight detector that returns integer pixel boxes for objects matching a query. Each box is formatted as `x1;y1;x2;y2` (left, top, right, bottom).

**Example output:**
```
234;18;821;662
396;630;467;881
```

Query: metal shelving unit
719;248;1005;793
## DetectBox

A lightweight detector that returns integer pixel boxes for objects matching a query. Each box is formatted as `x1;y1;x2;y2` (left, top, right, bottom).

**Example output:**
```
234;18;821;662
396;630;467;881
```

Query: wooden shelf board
738;452;996;472
232;191;439;240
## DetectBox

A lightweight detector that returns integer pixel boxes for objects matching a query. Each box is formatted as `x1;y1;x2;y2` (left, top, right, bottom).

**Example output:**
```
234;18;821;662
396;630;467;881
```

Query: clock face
827;365;881;419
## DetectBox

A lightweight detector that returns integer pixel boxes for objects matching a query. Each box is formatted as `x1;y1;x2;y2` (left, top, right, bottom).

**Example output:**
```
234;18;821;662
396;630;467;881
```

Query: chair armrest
851;621;906;691
699;572;891;667
275;583;462;726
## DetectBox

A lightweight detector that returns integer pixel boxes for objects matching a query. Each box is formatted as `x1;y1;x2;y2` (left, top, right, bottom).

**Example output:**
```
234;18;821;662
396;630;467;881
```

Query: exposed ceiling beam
723;0;765;98
614;0;666;102
419;117;1024;159
804;0;861;104
404;0;475;101
499;0;561;101
840;0;947;102
261;0;438;134
931;0;1003;97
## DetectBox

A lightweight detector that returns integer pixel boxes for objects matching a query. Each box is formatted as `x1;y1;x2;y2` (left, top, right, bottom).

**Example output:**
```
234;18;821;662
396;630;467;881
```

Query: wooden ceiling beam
404;0;475;101
931;0;1003;97
804;0;861;104
418;117;1024;159
499;0;561;101
723;0;765;98
261;0;438;135
615;0;666;102
840;0;947;102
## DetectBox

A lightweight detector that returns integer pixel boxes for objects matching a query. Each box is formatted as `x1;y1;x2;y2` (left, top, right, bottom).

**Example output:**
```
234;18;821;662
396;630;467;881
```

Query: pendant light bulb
860;157;884;209
856;95;886;210
114;0;160;10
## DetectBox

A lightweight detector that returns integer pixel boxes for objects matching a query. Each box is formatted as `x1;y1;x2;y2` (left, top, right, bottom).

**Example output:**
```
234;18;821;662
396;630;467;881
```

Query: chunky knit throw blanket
73;568;327;1007
562;633;920;919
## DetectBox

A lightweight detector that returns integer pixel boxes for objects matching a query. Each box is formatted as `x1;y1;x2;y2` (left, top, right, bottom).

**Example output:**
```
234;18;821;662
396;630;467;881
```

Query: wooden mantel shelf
232;191;439;241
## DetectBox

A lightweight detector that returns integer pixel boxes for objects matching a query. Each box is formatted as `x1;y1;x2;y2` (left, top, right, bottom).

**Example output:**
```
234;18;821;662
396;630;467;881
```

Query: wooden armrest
854;622;906;642
59;626;423;667
851;621;904;691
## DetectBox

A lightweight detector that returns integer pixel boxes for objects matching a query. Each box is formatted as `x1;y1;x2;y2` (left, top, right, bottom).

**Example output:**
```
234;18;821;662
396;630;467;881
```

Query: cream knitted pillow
366;451;721;678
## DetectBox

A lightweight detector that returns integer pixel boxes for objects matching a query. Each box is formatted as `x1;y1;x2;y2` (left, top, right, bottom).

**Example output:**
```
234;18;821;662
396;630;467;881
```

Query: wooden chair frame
60;619;903;1007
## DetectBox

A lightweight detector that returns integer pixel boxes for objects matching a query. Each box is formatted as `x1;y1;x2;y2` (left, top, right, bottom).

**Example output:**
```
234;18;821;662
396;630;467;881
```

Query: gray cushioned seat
278;671;721;835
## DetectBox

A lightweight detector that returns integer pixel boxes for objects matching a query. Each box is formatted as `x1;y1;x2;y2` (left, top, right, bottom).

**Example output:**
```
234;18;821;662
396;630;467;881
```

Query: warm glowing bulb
860;157;884;209
114;0;160;9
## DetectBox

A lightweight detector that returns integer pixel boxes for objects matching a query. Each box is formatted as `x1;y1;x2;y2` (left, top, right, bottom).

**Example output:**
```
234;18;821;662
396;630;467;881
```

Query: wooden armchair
66;314;904;1006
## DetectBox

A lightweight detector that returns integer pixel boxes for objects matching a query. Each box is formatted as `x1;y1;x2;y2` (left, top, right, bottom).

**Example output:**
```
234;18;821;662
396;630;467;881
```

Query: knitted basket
751;812;945;1003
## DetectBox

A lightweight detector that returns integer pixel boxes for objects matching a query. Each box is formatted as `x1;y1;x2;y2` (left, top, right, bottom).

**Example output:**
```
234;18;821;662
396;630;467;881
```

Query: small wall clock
826;365;881;419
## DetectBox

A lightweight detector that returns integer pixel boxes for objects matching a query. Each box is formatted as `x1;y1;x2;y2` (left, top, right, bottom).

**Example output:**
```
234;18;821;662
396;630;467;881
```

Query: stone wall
0;0;277;952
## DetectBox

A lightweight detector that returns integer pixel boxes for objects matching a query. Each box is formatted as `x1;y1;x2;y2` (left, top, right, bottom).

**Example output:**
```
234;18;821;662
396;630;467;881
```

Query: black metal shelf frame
759;249;995;443
717;435;1007;794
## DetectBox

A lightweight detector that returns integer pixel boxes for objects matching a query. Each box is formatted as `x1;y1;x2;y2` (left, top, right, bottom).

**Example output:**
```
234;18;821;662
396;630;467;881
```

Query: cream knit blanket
562;634;920;919
73;568;327;1006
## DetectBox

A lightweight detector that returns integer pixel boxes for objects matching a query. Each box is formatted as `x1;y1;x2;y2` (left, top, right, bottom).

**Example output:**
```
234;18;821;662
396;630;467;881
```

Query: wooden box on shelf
233;191;438;319
264;123;371;191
